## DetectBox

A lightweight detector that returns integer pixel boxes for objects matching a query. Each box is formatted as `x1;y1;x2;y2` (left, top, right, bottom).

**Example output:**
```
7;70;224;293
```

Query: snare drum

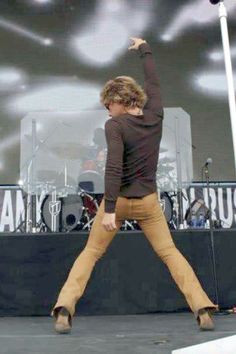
41;187;84;232
78;170;104;193
159;192;174;224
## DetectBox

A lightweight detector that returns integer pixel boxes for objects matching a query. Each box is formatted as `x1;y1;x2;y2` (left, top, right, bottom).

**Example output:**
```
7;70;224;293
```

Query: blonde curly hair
100;76;147;109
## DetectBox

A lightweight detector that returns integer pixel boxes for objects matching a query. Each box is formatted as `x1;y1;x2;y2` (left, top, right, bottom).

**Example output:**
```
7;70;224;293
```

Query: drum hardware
35;141;180;233
120;220;136;231
37;187;180;233
156;154;179;229
15;180;55;234
75;191;100;231
12;188;28;233
77;216;95;231
50;189;61;232
159;191;177;229
40;157;80;232
38;184;180;233
41;186;84;232
40;187;101;232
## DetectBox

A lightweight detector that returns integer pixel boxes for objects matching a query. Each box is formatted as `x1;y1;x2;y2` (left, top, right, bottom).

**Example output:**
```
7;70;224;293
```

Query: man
51;37;217;334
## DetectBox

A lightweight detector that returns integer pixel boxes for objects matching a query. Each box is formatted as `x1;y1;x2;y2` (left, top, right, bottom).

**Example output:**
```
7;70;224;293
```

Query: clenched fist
102;213;118;231
128;37;147;50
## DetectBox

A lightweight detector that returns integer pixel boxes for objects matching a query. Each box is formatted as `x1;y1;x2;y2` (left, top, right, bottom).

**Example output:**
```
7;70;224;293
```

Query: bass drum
159;192;174;224
41;188;84;232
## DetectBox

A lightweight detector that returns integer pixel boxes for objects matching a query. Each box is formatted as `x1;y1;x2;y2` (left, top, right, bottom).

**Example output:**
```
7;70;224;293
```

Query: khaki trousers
51;192;217;319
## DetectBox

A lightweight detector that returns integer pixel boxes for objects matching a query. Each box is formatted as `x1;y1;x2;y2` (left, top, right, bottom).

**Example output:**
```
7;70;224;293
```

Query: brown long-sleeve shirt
104;43;164;213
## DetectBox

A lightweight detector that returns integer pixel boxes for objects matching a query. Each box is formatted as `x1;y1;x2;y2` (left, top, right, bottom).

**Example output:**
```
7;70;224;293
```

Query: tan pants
51;192;217;319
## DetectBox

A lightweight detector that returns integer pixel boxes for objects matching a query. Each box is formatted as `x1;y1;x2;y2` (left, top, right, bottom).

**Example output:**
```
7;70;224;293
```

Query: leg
137;196;217;316
51;199;122;319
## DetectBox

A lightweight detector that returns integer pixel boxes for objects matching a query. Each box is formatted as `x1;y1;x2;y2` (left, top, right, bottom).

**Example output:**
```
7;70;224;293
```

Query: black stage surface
0;229;235;316
0;313;236;354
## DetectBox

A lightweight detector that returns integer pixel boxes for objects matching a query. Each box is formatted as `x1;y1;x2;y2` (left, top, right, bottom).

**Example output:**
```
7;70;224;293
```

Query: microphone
209;0;222;4
204;158;213;167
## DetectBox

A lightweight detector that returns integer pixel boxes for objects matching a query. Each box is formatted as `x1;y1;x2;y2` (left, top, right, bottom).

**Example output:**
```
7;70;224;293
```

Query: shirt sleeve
138;42;163;119
104;119;124;213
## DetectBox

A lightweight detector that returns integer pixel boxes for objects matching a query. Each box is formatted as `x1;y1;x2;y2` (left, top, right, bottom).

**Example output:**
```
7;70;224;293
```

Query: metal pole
31;119;37;233
174;115;184;229
218;1;236;173
51;189;57;232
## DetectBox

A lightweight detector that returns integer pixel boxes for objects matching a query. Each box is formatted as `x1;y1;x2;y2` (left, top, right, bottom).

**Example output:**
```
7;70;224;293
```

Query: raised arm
129;37;163;118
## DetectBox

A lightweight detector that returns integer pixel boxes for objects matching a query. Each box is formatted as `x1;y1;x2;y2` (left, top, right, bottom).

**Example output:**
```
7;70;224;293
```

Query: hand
102;213;118;232
128;37;146;50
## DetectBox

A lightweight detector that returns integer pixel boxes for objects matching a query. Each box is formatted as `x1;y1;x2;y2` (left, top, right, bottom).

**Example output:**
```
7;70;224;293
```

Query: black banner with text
0;183;235;232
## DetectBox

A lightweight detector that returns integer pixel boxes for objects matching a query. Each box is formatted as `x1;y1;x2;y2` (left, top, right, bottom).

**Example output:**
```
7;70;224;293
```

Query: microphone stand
204;166;231;314
204;164;219;307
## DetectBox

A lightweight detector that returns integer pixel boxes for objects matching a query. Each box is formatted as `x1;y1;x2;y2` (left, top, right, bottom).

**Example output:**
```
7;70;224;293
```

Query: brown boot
54;307;72;334
197;308;215;331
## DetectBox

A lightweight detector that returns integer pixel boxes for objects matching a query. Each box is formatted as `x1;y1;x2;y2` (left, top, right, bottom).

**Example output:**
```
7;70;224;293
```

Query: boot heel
54;307;72;334
197;308;215;331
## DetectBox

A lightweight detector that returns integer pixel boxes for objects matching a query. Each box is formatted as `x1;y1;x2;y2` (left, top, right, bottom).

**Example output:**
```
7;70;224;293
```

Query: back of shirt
104;43;164;213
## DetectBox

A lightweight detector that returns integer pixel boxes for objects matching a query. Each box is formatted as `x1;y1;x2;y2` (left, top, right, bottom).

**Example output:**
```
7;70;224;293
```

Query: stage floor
0;313;236;354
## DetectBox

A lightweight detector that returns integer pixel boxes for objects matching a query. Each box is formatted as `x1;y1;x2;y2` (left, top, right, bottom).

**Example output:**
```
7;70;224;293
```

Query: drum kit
24;144;180;233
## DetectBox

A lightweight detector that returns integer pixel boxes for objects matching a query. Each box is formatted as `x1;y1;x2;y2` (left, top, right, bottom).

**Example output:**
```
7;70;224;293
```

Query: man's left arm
102;119;124;231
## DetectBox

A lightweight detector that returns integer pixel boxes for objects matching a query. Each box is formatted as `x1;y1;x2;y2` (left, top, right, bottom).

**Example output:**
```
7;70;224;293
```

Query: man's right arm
138;42;163;118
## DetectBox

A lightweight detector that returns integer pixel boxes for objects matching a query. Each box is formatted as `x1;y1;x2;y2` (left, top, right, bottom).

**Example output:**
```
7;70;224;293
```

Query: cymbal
37;170;59;183
51;144;96;160
158;165;175;173
160;147;168;153
37;170;77;186
159;157;175;164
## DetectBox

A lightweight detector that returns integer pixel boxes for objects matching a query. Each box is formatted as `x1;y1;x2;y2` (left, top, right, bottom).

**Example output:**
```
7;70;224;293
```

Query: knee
83;245;105;261
155;244;178;263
